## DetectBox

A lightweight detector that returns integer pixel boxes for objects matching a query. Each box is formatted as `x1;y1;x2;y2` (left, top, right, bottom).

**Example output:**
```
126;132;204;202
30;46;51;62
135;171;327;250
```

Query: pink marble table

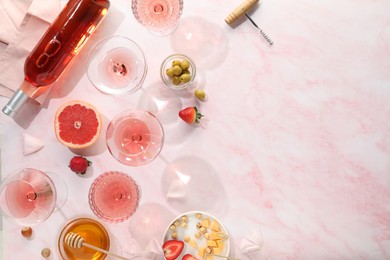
1;0;390;259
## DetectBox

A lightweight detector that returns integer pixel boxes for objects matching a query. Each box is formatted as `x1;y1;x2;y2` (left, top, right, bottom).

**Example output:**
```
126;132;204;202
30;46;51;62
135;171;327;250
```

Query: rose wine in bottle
2;0;110;117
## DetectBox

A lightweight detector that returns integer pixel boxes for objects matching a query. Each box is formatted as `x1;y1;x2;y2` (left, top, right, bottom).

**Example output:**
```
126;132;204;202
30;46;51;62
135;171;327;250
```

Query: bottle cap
2;89;30;117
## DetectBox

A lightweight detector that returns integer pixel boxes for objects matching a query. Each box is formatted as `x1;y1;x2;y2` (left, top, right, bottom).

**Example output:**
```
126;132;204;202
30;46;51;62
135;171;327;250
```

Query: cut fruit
214;240;225;254
207;240;218;247
198;247;205;259
210;220;220;232
162;240;184;260
201;218;210;228
183;254;199;260
54;100;102;149
187;239;198;249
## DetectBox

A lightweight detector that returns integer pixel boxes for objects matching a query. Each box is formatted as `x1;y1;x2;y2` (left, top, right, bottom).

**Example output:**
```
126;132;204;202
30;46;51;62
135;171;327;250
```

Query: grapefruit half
54;100;102;149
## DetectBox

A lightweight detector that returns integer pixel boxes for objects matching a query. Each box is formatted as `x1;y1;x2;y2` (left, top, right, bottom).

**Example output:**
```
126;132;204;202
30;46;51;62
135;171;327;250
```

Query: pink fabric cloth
0;0;61;99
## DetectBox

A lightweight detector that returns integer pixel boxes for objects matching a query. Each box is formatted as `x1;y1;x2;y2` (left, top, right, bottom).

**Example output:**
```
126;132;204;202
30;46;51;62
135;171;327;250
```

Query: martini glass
0;168;68;226
86;35;147;95
106;109;164;166
89;171;141;223
131;0;183;36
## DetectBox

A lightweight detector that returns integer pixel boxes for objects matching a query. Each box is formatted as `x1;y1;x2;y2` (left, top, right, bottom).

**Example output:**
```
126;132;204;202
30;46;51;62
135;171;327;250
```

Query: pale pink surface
1;0;390;259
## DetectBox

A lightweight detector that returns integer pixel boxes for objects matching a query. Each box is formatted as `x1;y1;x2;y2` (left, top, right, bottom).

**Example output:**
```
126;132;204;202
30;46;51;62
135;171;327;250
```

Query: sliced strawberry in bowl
182;254;199;260
162;240;184;260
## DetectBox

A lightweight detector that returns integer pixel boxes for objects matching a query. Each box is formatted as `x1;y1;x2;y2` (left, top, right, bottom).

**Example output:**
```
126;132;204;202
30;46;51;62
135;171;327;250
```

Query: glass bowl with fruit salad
162;211;230;260
160;54;196;90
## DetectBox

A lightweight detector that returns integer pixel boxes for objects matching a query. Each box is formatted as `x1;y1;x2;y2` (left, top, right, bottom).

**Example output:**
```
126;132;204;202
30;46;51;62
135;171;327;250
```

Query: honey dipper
65;232;131;260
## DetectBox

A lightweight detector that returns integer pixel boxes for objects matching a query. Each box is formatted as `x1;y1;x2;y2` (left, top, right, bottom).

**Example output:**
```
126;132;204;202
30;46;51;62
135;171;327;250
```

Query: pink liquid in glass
132;0;183;34
98;47;139;89
114;117;151;155
6;181;37;218
106;110;164;166
89;171;140;223
0;169;55;224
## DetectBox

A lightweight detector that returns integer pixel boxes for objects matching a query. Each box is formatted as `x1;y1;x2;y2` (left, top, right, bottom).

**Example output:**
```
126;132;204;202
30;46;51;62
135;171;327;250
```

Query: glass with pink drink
0;168;68;226
88;171;140;223
131;0;183;36
86;36;147;95
106;109;164;166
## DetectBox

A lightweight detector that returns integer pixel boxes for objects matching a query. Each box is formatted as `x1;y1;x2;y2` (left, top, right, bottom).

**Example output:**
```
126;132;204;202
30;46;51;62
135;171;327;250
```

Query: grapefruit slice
54;100;102;149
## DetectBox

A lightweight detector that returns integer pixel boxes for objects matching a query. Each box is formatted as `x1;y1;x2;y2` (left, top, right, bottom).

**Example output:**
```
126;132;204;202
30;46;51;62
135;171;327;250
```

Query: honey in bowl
58;218;110;260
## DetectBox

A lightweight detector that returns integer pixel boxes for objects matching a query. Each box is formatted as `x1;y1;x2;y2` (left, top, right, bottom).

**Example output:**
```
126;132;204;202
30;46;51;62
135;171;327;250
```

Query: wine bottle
2;0;110;117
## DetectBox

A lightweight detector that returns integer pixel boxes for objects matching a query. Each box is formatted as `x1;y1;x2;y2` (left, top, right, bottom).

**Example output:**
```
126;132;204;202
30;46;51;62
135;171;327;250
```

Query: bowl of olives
160;54;196;90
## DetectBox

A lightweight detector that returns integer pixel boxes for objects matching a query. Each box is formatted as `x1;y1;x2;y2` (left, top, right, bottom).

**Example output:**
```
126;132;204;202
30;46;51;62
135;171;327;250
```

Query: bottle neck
2;81;36;117
2;89;29;117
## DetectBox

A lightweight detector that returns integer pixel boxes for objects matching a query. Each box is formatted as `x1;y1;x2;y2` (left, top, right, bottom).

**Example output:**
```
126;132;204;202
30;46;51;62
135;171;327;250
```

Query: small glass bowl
86;35;147;95
58;218;110;260
160;54;196;90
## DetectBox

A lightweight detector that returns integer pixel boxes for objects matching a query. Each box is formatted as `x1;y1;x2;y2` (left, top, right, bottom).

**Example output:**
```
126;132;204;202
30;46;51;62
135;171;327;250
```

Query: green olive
182;70;190;75
180;59;190;70
166;68;174;77
172;76;181;85
172;60;181;67
180;74;191;83
172;65;183;76
194;89;206;101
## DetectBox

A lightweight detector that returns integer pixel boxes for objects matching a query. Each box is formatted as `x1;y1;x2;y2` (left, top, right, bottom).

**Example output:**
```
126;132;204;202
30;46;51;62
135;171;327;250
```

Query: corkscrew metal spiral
245;14;273;46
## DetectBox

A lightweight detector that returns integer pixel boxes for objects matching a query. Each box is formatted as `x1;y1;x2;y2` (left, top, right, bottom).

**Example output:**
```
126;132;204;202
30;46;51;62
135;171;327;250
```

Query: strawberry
69;156;92;174
178;107;203;124
162;240;184;260
183;254;199;260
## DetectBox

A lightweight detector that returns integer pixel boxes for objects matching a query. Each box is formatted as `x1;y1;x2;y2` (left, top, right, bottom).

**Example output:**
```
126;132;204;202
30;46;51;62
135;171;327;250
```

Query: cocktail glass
89;171;141;223
131;0;183;36
86;35;147;95
106;109;164;166
0;168;68;226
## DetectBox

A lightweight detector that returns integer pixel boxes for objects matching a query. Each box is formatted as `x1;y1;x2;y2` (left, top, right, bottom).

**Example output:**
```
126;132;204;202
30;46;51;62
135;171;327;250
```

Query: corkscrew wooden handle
225;0;259;25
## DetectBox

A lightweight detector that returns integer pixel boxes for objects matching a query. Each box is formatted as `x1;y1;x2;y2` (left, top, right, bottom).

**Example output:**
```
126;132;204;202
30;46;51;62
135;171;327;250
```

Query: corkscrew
225;0;274;46
244;14;273;45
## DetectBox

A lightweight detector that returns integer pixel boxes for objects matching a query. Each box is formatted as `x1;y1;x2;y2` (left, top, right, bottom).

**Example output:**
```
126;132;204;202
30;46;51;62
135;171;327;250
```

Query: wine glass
0;168;68;226
88;171;141;223
131;0;183;36
161;156;227;213
86;35;147;95
106;109;164;166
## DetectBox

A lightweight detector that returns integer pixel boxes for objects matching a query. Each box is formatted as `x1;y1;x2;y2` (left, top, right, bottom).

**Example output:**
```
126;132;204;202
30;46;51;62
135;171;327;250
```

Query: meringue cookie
240;229;263;253
22;133;44;155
